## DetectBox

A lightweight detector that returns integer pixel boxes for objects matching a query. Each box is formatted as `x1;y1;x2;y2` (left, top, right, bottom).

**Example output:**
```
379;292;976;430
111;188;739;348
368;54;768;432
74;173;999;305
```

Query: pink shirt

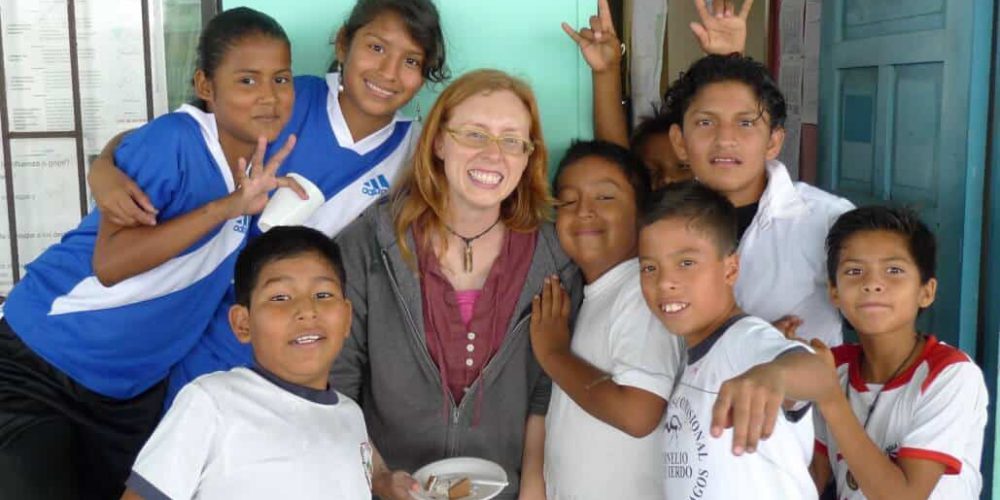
454;290;482;327
416;226;537;404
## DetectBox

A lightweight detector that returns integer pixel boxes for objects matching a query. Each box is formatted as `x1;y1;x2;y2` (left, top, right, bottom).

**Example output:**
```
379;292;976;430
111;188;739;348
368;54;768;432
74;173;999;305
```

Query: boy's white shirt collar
177;103;237;192
583;258;637;299
754;159;809;226
325;72;413;155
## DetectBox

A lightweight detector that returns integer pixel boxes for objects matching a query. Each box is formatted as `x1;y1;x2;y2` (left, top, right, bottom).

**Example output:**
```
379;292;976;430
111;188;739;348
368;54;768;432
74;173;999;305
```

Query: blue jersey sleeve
112;113;195;213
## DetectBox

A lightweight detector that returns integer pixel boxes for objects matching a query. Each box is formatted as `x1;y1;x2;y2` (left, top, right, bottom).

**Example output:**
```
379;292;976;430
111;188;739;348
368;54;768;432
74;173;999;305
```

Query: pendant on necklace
463;243;473;273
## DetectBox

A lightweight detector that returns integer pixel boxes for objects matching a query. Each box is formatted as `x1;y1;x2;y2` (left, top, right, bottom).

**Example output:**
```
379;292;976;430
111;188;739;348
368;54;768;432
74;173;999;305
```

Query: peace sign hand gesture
690;0;753;56
226;134;304;219
562;0;621;74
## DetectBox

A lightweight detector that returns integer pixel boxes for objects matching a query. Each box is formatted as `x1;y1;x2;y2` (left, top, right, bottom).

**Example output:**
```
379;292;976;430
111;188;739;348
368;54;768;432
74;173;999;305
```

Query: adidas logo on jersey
233;215;249;234
362;174;390;197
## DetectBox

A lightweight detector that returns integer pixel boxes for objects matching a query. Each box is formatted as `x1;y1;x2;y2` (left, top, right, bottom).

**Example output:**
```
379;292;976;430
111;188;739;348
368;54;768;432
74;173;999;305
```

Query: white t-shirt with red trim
815;336;988;499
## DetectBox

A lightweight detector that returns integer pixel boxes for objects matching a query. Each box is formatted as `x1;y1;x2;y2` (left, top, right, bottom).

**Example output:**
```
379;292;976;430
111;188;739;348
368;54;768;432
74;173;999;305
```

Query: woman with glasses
333;69;582;500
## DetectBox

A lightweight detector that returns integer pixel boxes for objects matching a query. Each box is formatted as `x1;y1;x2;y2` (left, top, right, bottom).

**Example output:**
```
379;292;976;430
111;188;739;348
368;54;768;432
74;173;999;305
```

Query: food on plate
424;475;473;499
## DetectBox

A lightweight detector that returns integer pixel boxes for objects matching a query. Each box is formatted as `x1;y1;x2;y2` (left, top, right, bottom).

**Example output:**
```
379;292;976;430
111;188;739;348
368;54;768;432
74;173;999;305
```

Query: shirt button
465;358;474;367
466;344;475;352
467;332;476;341
463;387;470;393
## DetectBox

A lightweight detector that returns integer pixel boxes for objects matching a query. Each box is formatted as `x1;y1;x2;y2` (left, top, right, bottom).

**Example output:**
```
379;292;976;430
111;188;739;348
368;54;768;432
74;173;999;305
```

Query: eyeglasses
445;127;535;156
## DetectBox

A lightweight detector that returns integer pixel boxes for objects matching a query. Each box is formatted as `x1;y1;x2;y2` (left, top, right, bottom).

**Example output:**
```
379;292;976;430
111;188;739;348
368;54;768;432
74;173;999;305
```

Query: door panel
819;0;991;353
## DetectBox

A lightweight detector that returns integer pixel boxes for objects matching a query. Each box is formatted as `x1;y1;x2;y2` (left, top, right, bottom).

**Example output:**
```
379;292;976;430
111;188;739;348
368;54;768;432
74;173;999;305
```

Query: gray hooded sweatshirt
332;202;582;498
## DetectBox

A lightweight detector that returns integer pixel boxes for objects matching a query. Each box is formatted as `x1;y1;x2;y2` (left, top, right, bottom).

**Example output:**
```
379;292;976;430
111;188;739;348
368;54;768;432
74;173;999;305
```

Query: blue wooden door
819;2;996;496
818;0;993;353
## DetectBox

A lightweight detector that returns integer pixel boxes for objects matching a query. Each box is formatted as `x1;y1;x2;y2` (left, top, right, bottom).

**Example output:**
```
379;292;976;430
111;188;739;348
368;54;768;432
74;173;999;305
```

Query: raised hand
226;134;304;218
529;275;572;367
561;0;622;73
690;0;752;56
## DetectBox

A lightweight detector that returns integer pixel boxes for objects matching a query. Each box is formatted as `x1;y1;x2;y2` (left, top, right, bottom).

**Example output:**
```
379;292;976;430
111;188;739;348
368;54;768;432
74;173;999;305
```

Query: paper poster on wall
9;138;83;278
76;0;153;165
0;0;75;132
0;139;12;293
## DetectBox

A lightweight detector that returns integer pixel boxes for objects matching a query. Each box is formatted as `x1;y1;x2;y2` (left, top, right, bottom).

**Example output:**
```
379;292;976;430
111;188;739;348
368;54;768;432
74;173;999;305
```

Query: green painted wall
223;0;595;170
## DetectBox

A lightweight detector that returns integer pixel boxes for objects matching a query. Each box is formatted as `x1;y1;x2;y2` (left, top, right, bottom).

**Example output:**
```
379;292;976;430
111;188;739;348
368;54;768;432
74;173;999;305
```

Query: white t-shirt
545;259;681;500
128;367;372;500
734;160;854;347
815;337;987;499
663;315;816;500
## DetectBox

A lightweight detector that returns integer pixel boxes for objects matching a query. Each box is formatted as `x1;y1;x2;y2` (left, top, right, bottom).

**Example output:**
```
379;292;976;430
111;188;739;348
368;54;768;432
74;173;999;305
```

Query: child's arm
92;136;303;286
530;276;667;437
519;414;546;499
818;392;945;500
563;0;751;149
89;129;158;227
562;0;629;147
711;348;838;455
809;450;833;493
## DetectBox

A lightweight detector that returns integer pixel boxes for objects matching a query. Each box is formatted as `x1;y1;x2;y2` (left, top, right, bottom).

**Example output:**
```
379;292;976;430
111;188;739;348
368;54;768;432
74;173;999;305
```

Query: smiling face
195;34;294;150
638;216;740;346
555;156;639;283
669;81;785;207
434;89;532;215
829;230;937;339
336;10;426;136
230;251;352;390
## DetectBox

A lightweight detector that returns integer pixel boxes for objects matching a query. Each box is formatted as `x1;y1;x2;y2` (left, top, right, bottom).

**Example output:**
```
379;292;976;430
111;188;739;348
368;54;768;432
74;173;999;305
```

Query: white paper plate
409;457;509;500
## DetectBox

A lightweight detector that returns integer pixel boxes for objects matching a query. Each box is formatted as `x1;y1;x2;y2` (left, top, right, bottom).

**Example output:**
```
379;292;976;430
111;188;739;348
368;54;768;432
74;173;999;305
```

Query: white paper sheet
76;0;152;162
779;0;806;56
1;0;75;132
9;138;82;280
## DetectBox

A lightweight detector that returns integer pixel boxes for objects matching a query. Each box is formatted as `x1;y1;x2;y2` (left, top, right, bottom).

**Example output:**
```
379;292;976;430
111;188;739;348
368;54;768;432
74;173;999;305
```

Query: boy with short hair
122;226;372;500
664;53;854;345
809;206;988;499
638;180;837;500
530;140;681;500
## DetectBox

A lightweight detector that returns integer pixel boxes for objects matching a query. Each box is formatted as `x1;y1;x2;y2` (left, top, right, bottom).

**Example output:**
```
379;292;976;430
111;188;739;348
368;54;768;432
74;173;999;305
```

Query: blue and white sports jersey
2;104;249;399
164;74;419;405
260;73;418;238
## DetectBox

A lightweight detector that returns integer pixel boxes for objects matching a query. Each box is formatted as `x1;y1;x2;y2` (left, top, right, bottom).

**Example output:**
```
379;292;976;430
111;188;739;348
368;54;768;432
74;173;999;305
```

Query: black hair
192;7;290;110
826;206;937;284
234;226;346;307
663;53;786;131
196;7;289;79
334;0;449;83
554;140;652;210
639;180;738;255
630;109;676;153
